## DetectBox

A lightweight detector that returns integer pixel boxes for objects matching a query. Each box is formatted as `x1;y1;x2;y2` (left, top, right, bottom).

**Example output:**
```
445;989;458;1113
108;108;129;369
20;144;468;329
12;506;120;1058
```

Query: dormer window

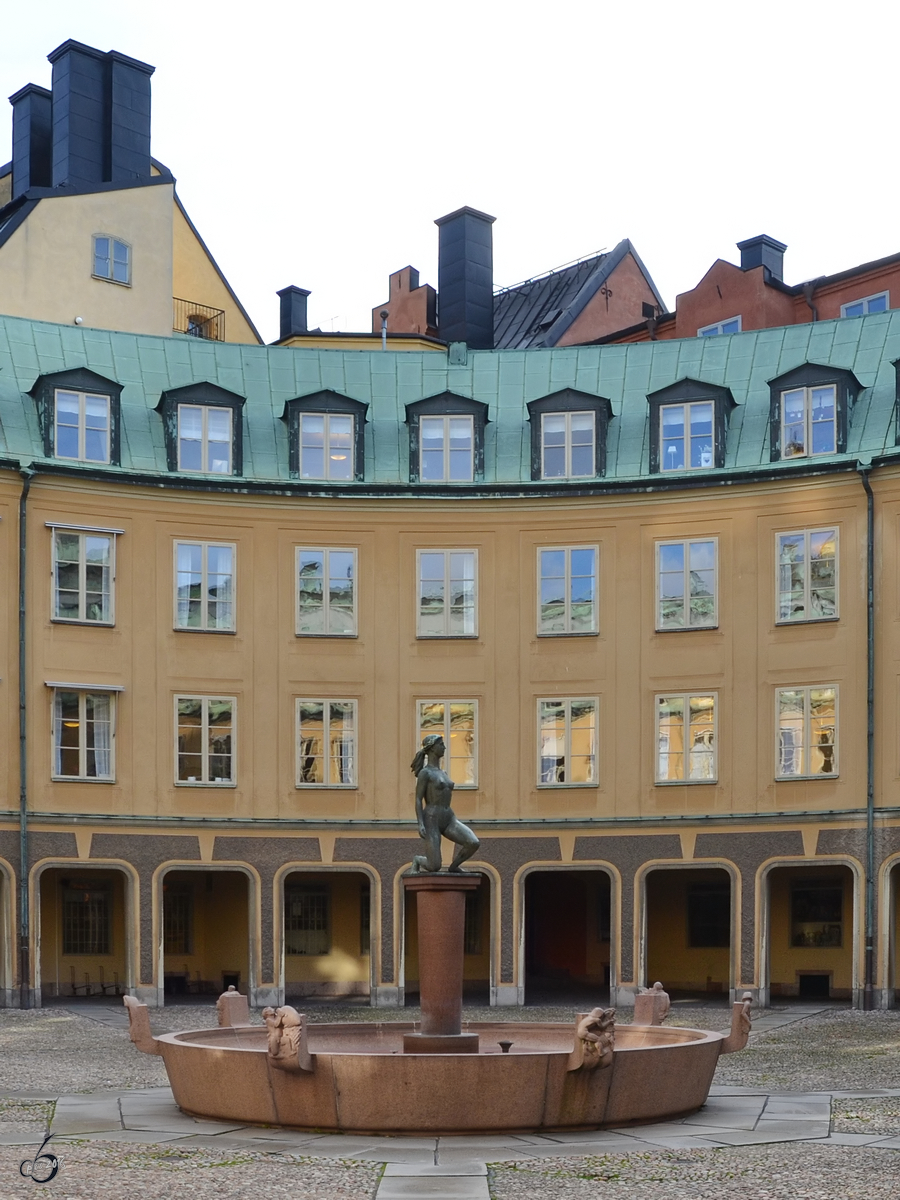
156;382;245;476
281;390;368;482
405;393;488;484
768;364;861;462
646;379;734;474
698;316;741;337
29;368;123;466
526;389;612;481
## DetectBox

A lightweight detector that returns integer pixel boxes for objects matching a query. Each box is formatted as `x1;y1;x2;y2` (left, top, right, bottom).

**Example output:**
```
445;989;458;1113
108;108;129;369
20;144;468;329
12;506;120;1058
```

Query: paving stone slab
352;1148;443;1164
385;1162;487;1176
376;1178;490;1199
709;1121;831;1145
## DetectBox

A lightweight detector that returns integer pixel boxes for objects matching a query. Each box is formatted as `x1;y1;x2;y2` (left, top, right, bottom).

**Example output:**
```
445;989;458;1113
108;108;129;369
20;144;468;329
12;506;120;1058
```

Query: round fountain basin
154;1020;726;1134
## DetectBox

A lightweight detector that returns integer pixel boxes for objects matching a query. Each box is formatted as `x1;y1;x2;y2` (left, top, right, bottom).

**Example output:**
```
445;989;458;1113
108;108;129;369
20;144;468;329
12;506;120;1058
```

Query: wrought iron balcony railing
173;298;225;341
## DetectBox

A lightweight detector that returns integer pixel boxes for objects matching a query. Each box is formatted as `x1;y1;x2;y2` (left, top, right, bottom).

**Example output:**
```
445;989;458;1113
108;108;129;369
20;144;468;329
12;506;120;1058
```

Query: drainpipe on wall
380;310;389;351
801;281;820;323
18;467;34;1009
858;462;875;1009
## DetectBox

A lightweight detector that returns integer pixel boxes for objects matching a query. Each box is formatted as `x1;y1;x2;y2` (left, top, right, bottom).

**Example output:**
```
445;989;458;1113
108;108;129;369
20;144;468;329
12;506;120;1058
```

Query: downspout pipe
859;462;876;1009
802;280;820;323
18;467;34;1009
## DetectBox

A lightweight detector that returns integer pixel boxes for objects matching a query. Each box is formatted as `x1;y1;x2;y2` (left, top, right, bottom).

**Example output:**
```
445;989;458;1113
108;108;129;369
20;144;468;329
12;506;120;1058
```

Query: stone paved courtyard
0;1001;897;1197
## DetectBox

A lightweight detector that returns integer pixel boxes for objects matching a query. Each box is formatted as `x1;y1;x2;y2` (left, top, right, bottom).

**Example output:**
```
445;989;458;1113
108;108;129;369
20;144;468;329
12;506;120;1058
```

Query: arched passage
644;866;733;998
38;865;132;1002
404;871;492;1006
524;869;611;1005
161;869;250;1000
766;864;855;1001
282;870;372;1002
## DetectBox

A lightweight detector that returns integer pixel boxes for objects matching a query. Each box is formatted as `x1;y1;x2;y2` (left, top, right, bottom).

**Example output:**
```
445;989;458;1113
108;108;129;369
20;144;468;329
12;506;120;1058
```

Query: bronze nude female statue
408;734;479;873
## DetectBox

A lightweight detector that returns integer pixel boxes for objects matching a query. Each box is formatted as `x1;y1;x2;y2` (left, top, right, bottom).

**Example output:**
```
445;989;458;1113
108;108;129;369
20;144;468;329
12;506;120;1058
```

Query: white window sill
173;626;237;635
175;781;236;788
296;784;358;790
536;631;599;638
775;774;839;782
91;274;131;287
295;632;359;639
416;635;479;641
51;618;116;628
655;624;719;633
536;782;599;789
51;775;115;783
654;779;719;786
774;617;839;627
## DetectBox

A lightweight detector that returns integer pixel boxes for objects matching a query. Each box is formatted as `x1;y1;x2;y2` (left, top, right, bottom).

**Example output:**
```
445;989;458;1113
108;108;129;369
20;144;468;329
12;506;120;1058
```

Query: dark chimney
107;51;154;183
278;286;311;339
737;235;787;282
9;84;52;196
47;40;153;189
435;206;495;348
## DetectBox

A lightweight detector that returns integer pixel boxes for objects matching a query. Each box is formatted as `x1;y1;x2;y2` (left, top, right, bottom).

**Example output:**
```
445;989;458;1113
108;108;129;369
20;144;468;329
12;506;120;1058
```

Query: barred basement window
359;887;371;955
285;887;330;955
464;890;482;955
62;881;110;955
687;884;731;947
163;890;193;955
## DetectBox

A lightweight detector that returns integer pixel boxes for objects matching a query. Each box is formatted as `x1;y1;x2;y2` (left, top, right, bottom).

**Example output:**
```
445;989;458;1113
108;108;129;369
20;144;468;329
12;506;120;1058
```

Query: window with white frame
54;389;111;463
538;697;598;785
176;696;234;785
177;404;232;474
660;401;715;471
92;235;130;285
296;548;356;635
417;700;477;786
284;887;330;955
776;686;837;778
53;689;116;780
538;546;598;635
417;550;477;637
174;542;235;631
841;292;888;318
540;412;595;479
297;700;357;786
656;539;717;630
776;528;838;623
779;385;837;458
656;694;717;782
52;529;115;624
298;413;354;481
698;316;741;336
419;415;474;482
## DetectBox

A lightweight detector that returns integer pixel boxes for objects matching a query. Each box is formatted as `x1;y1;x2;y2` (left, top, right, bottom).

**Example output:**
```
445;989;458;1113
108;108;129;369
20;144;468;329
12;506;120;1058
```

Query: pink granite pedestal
402;873;481;1054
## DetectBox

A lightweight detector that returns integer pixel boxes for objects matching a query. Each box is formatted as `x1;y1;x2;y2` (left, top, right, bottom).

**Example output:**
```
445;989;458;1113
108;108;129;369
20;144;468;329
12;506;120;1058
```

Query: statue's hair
411;733;442;775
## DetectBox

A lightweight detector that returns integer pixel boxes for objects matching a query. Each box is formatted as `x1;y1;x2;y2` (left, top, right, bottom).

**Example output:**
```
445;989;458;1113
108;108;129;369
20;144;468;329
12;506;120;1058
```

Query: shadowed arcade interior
283;871;371;1001
404;871;490;1005
645;867;732;998
524;870;611;1005
39;867;129;1001
768;865;854;1000
162;870;249;999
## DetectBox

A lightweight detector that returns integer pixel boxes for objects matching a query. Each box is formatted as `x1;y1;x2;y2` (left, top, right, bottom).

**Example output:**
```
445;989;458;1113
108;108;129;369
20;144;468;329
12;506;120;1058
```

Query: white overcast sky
1;3;897;342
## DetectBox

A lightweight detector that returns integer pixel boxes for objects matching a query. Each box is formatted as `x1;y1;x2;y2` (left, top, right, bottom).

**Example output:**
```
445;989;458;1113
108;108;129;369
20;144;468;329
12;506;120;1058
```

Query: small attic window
405;393;488;484
281;391;368;481
526;389;612;481
29;368;123;466
646;379;735;474
537;309;562;330
156;382;246;476
767;364;861;462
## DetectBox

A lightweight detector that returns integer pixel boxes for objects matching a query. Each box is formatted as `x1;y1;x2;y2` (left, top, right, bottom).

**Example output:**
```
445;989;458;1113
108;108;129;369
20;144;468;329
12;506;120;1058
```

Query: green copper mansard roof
0;310;898;489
